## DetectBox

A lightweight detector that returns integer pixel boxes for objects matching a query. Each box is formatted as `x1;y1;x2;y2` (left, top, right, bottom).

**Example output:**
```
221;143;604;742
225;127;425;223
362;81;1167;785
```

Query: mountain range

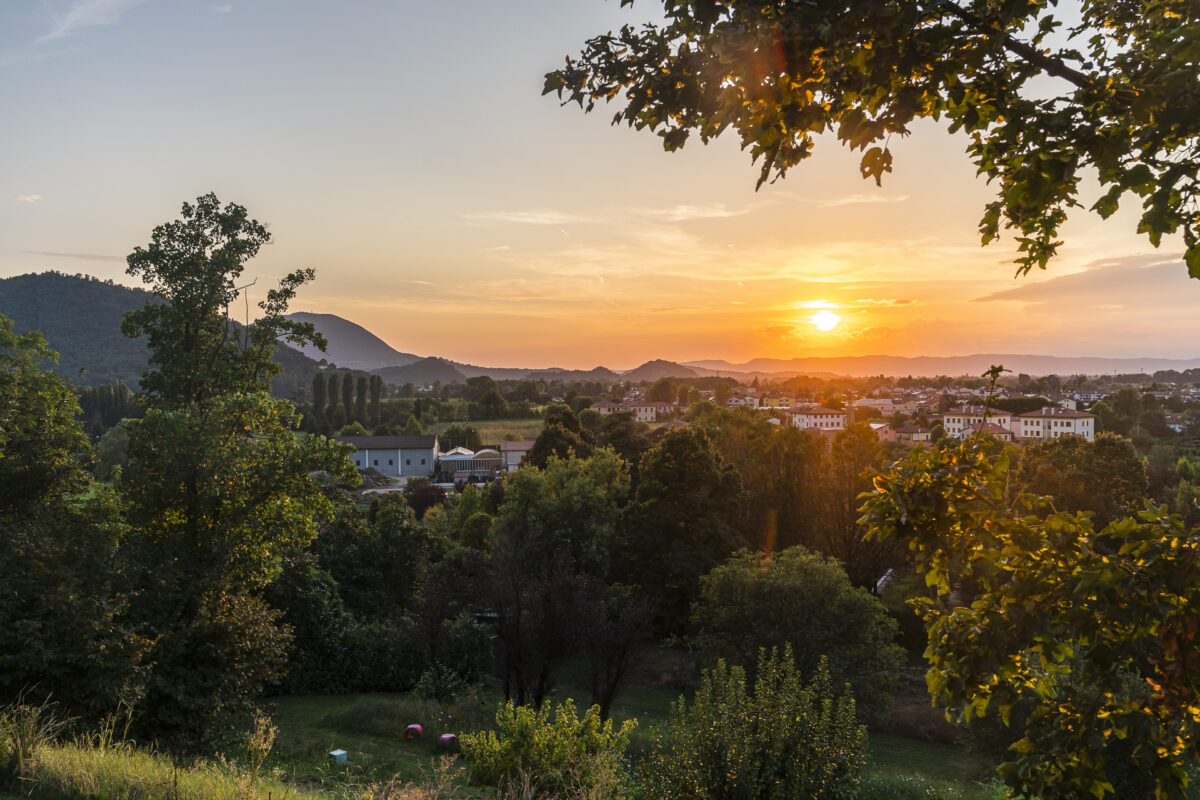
4;272;1199;385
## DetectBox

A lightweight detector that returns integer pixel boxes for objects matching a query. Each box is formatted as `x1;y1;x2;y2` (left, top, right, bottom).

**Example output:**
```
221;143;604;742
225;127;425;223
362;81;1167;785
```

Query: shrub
461;699;635;796
692;546;905;721
639;647;866;800
1;699;68;784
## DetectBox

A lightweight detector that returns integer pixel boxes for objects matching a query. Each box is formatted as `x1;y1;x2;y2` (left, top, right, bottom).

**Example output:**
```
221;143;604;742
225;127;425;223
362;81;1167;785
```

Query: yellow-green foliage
461;699;635;794
27;741;328;800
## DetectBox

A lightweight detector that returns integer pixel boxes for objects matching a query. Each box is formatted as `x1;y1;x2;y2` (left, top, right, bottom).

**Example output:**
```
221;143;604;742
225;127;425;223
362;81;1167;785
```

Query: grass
429;419;543;443
13;740;332;800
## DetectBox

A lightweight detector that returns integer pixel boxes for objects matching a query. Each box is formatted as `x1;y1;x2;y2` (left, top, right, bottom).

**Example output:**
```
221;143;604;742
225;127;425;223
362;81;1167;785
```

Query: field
430;419;544;443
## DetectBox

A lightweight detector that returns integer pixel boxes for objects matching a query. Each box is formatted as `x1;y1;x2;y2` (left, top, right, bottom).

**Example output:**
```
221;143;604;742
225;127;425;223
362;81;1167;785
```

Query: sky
2;0;1198;370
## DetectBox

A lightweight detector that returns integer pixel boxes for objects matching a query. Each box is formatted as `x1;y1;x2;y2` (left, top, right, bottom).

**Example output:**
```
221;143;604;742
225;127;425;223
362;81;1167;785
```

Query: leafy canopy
547;0;1200;276
862;435;1200;799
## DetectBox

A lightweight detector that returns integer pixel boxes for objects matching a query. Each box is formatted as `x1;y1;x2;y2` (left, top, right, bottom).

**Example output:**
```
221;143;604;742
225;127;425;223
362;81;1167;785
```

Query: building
893;423;932;443
943;406;1014;438
438;446;503;480
335;434;439;477
760;392;795;409
785;404;848;431
499;439;535;472
590;401;674;423
1013;407;1095;441
965;421;1013;442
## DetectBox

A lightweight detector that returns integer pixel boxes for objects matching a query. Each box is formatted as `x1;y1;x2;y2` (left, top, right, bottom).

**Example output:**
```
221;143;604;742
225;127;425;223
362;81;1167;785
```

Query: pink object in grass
405;724;423;739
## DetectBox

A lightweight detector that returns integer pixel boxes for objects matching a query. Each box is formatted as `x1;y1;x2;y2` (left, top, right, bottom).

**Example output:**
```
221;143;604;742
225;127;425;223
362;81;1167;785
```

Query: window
421;458;426;465
354;459;360;466
373;459;378;466
388;459;394;466
406;459;411;465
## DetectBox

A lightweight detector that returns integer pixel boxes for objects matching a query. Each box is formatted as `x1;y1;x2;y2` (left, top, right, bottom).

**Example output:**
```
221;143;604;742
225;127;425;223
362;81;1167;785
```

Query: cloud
15;194;43;203
818;193;911;209
39;0;148;42
640;204;751;223
973;255;1193;308
462;209;591;226
22;250;125;263
854;297;914;306
211;3;232;12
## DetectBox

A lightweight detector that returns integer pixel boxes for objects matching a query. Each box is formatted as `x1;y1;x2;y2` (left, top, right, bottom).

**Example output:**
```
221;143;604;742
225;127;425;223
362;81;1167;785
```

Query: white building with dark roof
335;434;439;477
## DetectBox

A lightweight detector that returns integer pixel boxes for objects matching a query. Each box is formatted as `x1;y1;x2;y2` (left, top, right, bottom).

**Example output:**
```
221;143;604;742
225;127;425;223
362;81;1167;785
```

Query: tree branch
937;0;1097;92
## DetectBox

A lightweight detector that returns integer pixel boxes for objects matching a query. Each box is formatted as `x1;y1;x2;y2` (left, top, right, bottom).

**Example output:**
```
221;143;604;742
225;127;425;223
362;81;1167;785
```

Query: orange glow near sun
810;309;841;332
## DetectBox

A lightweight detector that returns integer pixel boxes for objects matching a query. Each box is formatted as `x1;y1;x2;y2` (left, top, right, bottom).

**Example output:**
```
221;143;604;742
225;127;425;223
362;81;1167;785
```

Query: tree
548;0;1200;277
1012;432;1149;527
862;434;1200;799
401;414;424;436
326;372;340;419
311;371;327;429
640;647;866;800
0;317;92;513
810;424;897;589
341;372;354;422
119;194;357;751
647;377;675;403
0;316;148;721
580;583;655;719
692;547;904;719
440;422;481;450
618;427;744;631
355;375;368;423
369;373;383;426
493;450;630;577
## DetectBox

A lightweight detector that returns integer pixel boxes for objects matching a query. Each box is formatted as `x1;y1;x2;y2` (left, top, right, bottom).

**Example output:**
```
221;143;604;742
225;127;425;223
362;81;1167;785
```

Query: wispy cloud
22;250;125;263
640;203;750;223
817;193;911;209
211;3;232;12
39;0;148;42
15;194;43;203
462;209;591;226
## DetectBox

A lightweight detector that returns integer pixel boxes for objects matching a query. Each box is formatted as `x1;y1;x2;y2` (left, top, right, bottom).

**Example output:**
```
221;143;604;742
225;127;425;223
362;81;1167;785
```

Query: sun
810;309;841;332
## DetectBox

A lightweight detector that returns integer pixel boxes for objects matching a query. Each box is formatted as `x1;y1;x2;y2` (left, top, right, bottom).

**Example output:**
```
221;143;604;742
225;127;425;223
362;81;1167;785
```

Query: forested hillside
0;271;322;398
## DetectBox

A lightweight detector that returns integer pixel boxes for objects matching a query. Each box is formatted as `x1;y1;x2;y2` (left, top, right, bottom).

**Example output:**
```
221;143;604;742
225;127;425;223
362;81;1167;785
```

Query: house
590;401;673;423
893;423;932;443
943;406;1014;438
1013;407;1095;441
785;404;848;432
965;421;1013;442
335;434;439;477
871;422;896;442
760;392;795;409
499;439;535;472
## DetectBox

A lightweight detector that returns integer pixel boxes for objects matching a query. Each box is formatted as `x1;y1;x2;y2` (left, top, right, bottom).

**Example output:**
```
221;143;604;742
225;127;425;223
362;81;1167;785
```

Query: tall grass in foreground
1;701;471;800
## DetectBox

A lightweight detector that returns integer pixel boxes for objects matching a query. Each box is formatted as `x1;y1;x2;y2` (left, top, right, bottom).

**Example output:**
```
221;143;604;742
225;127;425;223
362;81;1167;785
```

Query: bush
639;647;866;800
692;546;905;719
461;699;635;796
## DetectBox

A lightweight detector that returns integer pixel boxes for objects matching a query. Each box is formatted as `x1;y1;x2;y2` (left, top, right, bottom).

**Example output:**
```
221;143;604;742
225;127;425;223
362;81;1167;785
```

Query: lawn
267;648;1000;797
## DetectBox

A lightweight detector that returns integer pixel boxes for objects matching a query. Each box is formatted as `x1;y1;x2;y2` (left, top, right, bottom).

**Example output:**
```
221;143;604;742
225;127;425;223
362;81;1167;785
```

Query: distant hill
524;366;622;383
377;357;466;384
684;354;1200;379
0;271;325;398
0;272;155;385
621;359;699;382
285;312;421;370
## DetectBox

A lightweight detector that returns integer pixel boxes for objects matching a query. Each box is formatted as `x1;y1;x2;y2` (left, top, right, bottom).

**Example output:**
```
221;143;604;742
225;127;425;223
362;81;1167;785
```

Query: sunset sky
2;0;1198;370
